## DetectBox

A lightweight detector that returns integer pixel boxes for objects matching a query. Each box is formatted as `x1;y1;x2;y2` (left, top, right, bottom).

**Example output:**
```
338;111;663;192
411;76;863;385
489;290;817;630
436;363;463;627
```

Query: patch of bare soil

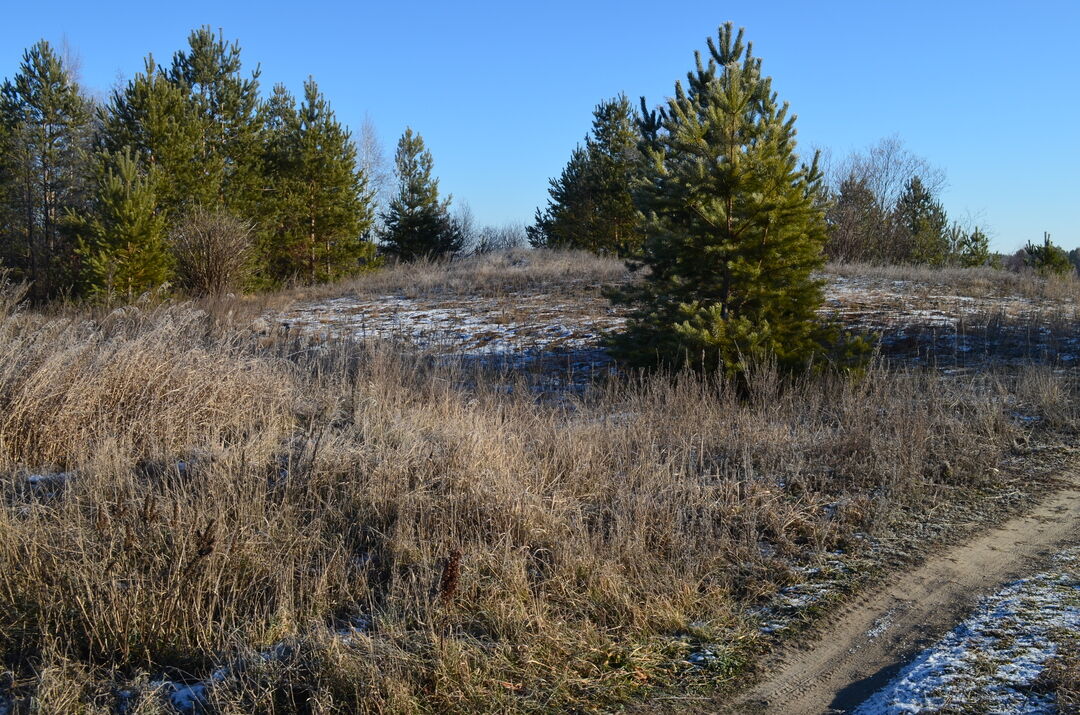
723;474;1080;714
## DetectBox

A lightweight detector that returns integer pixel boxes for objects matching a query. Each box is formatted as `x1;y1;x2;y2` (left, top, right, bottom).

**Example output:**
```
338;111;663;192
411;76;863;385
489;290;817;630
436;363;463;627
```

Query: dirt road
719;477;1080;714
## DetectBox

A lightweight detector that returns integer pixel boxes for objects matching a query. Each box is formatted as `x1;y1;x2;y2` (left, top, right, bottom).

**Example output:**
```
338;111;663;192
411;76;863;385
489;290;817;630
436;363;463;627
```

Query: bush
471;223;527;255
169;207;255;296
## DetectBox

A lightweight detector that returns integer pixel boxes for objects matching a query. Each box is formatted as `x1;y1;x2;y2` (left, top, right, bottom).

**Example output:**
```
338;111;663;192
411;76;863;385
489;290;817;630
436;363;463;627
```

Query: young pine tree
947;224;990;267
73;148;173;299
1024;232;1073;277
381;128;462;261
260;80;375;284
0;40;93;300
529;95;643;256
607;24;863;374
893;176;949;265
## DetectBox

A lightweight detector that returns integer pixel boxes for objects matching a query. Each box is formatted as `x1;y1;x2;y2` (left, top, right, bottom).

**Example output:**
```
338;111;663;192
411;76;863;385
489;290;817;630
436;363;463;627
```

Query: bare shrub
829;134;947;212
471;222;527;255
170;207;255;296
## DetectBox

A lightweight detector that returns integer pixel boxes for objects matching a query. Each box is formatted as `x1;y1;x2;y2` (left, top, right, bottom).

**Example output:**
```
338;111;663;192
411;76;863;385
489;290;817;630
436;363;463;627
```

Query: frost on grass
855;549;1080;714
281;294;626;392
121;617;375;714
823;276;1080;370
278;275;1080;387
753;555;855;635
282;294;625;356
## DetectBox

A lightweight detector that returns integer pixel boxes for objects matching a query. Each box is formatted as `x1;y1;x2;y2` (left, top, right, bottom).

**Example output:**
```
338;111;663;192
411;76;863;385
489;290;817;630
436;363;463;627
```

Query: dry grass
287;248;629;302
1033;626;1080;713
0;258;1076;712
1041;641;1080;712
825;261;1080;303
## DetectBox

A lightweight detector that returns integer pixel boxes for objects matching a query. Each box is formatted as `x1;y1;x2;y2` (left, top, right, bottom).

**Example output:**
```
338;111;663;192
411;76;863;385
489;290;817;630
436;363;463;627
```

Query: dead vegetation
289;248;629;303
825;261;1080;303
0;254;1077;712
1037;632;1080;713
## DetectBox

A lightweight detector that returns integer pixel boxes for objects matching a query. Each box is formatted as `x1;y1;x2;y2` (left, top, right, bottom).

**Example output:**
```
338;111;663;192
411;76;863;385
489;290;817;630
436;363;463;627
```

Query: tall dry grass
287;248;629;303
0;263;1073;712
825;261;1080;302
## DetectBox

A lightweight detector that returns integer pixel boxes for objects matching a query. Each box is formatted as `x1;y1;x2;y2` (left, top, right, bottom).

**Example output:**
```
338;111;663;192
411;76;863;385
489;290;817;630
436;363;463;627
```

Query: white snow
282;294;625;359
752;557;854;635
867;610;895;640
25;471;74;487
855;550;1080;714
140;614;374;713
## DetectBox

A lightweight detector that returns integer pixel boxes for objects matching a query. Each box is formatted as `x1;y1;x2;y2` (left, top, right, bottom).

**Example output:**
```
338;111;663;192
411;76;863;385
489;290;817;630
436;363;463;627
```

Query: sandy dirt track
712;475;1080;714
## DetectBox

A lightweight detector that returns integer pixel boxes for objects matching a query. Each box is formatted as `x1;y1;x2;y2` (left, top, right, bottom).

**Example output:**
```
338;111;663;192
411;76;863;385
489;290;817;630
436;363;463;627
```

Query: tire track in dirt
724;477;1080;714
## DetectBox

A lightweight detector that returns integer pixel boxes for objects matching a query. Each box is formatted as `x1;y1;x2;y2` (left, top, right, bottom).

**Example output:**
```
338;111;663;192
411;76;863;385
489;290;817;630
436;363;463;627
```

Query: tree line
530;97;1074;277
2;24;1072;376
529;23;1079;375
0;29;472;302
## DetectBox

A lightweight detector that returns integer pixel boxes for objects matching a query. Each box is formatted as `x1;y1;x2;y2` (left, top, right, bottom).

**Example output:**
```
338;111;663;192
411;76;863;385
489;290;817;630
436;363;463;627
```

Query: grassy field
0;252;1078;712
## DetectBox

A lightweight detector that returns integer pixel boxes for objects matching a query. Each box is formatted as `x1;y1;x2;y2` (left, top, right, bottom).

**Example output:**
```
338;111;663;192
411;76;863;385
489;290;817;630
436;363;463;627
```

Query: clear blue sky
2;0;1077;253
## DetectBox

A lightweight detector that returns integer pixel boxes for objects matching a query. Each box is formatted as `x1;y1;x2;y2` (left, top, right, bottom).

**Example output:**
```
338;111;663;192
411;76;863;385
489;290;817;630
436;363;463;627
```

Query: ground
2;252;1079;713
274;257;1080;713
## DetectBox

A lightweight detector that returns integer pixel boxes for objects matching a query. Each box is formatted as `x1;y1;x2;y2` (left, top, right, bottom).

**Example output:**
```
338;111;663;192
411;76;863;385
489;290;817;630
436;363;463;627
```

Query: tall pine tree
529;95;642;256
260;79;375;284
527;145;595;251
0;41;92;300
166;27;264;216
607;24;860;374
381;128;462;261
100;28;263;220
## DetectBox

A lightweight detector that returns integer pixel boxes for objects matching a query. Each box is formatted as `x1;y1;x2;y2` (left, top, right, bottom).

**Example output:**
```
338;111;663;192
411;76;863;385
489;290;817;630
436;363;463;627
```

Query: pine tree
72;148;172;299
948;224;990;267
257;83;301;282
1024;232;1072;277
381;128;462;261
260;80;375;284
0;40;92;300
529;95;642;256
527;145;594;250
606;24;861;374
166;27;264;216
893;176;949;265
100;28;263;220
99;56;210;214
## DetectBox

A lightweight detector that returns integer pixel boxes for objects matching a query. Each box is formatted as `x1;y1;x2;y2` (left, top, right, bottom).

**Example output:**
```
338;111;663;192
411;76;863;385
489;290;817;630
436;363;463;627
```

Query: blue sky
2;0;1077;253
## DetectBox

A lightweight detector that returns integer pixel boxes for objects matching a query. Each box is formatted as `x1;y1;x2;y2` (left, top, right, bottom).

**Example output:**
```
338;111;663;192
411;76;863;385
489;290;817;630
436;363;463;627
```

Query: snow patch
855;550;1080;714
